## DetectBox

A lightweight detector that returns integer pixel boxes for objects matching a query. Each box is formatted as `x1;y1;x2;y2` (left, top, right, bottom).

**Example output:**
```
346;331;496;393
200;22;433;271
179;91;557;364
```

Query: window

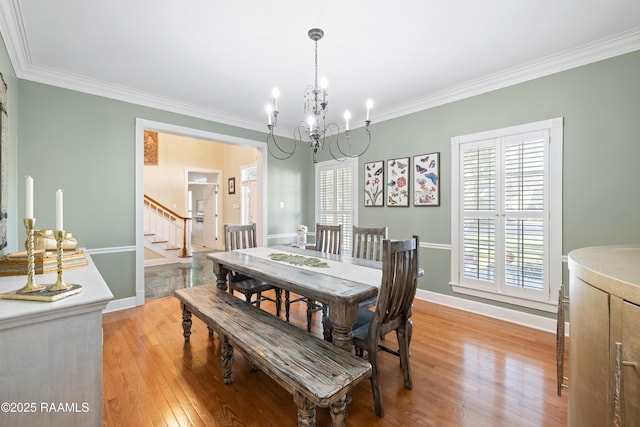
450;118;563;312
316;158;358;255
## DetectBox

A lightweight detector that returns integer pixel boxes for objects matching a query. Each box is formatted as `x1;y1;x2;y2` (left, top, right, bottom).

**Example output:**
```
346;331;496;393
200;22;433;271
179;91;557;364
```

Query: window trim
450;118;563;312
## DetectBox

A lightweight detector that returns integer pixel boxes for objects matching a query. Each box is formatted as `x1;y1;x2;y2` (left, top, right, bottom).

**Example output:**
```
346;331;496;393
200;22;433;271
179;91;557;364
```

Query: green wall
355;50;640;316
8;78;311;299
2;28;639;315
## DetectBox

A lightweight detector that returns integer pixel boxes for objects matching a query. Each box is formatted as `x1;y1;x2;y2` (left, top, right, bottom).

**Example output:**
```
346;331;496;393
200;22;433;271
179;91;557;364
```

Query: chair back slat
315;223;342;255
372;236;419;335
352;226;388;261
224;223;257;251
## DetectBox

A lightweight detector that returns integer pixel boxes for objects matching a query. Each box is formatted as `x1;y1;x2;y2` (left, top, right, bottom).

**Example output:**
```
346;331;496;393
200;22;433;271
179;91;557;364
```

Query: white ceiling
1;0;640;135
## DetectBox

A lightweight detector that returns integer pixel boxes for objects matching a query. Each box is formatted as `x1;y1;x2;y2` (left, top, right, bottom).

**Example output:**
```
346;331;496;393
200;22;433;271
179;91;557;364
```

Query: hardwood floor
102;291;568;426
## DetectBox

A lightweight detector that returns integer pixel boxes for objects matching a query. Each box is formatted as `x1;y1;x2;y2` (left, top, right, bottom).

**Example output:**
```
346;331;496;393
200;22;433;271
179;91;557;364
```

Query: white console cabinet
0;251;113;427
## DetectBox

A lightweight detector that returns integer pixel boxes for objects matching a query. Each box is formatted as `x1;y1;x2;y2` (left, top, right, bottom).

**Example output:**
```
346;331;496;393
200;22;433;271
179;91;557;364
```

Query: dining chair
352;225;388;309
285;223;341;335
352;235;419;418
315;223;342;255
352;226;388;261
223;224;282;317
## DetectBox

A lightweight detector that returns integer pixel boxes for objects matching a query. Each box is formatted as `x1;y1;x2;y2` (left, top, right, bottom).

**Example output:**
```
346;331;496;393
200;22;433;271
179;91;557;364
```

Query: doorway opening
187;169;221;251
136;119;268;306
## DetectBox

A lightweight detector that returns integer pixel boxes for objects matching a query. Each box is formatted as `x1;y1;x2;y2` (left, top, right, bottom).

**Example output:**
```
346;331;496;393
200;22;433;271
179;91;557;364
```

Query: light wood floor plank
103;290;568;426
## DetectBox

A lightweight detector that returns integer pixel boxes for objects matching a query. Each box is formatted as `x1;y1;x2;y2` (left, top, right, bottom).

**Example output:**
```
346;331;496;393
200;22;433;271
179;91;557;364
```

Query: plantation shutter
318;161;354;254
462;143;497;283
503;132;547;291
460;130;549;293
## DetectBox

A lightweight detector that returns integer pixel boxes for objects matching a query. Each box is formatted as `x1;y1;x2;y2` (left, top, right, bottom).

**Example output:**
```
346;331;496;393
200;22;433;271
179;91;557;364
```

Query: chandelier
266;28;373;163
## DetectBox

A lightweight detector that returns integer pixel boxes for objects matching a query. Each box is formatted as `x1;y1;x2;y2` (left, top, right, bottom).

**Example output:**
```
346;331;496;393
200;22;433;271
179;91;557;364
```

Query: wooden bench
174;285;372;427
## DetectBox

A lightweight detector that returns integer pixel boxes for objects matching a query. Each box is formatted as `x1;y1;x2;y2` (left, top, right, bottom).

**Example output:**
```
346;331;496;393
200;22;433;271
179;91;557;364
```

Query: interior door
202;184;218;247
248;180;257;224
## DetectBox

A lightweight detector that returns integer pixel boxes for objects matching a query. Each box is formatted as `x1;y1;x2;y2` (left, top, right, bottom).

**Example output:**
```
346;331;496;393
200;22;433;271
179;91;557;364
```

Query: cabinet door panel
623;301;640;426
568;277;610;427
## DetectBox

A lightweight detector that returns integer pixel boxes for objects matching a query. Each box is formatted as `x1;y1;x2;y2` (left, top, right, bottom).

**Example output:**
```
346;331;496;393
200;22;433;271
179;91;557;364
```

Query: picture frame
228;177;236;194
144;130;158;165
386;157;410;207
413;152;440;206
363;160;384;207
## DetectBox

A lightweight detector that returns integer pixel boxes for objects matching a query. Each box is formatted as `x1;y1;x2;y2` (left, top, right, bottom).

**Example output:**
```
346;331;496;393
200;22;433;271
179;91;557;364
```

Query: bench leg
329;395;348;427
181;304;192;343
293;392;316;427
221;335;234;384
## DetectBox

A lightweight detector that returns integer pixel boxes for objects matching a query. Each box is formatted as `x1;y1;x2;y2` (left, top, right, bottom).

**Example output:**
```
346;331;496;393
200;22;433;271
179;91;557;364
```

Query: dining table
207;245;383;352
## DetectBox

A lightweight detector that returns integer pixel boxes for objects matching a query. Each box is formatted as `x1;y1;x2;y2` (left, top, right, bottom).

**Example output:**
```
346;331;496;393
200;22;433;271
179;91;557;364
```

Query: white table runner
236;247;381;287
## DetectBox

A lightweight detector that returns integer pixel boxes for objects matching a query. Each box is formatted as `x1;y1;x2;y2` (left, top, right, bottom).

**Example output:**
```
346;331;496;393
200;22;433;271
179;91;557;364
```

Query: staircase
144;195;192;266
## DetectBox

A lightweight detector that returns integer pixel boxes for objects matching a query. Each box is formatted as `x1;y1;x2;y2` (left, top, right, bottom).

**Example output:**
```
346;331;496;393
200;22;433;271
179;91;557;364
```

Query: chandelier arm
294;121;311;143
267;128;296;160
324;123;347;162
332;121;372;160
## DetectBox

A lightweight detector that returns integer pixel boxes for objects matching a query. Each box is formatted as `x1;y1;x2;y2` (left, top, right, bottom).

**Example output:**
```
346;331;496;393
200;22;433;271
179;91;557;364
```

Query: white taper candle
26;176;34;219
56;189;63;231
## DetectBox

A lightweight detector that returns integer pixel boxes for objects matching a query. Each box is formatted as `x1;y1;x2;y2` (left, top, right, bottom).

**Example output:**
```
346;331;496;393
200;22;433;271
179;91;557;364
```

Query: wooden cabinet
568;245;640;427
621;300;640;423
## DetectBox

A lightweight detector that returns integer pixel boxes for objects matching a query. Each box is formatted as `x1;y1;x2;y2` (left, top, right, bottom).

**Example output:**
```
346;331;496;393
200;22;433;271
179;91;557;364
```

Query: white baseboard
103;296;137;313
415;289;570;336
103;286;570;336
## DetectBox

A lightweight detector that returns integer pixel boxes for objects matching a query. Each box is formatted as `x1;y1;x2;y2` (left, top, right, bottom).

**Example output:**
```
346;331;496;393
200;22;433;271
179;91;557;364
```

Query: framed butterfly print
386;157;410;207
413;152;440;206
364;160;384;207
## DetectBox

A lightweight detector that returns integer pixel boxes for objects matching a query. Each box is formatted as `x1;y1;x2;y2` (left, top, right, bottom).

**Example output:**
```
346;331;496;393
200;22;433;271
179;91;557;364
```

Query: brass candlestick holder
16;218;46;294
47;230;72;292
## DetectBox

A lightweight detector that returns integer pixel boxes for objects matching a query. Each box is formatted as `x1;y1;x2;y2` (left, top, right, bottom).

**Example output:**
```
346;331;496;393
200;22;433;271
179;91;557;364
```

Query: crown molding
374;26;640;125
18;62;265;132
1;0;639;132
0;0;265;133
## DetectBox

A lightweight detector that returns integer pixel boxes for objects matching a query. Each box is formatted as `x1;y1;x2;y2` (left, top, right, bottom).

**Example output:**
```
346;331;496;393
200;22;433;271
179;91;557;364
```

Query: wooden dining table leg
293;392;316;427
328;301;359;353
181;304;192;342
212;262;229;290
329;395;347;427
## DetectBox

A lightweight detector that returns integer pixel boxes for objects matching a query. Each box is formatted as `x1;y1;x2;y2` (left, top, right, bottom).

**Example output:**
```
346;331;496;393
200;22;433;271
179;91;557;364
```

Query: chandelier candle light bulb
266;104;273;125
344;111;351;131
272;87;279;111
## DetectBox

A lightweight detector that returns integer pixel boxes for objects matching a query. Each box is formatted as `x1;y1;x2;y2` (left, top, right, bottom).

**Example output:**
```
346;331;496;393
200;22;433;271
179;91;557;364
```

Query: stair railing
144;194;192;258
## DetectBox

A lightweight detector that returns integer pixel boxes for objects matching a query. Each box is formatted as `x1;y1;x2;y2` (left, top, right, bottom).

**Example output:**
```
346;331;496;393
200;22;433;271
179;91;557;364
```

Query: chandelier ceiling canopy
266;28;373;163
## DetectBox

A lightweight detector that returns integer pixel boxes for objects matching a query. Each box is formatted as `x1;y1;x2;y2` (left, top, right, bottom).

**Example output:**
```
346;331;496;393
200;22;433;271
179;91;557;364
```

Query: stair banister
144;194;192;258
